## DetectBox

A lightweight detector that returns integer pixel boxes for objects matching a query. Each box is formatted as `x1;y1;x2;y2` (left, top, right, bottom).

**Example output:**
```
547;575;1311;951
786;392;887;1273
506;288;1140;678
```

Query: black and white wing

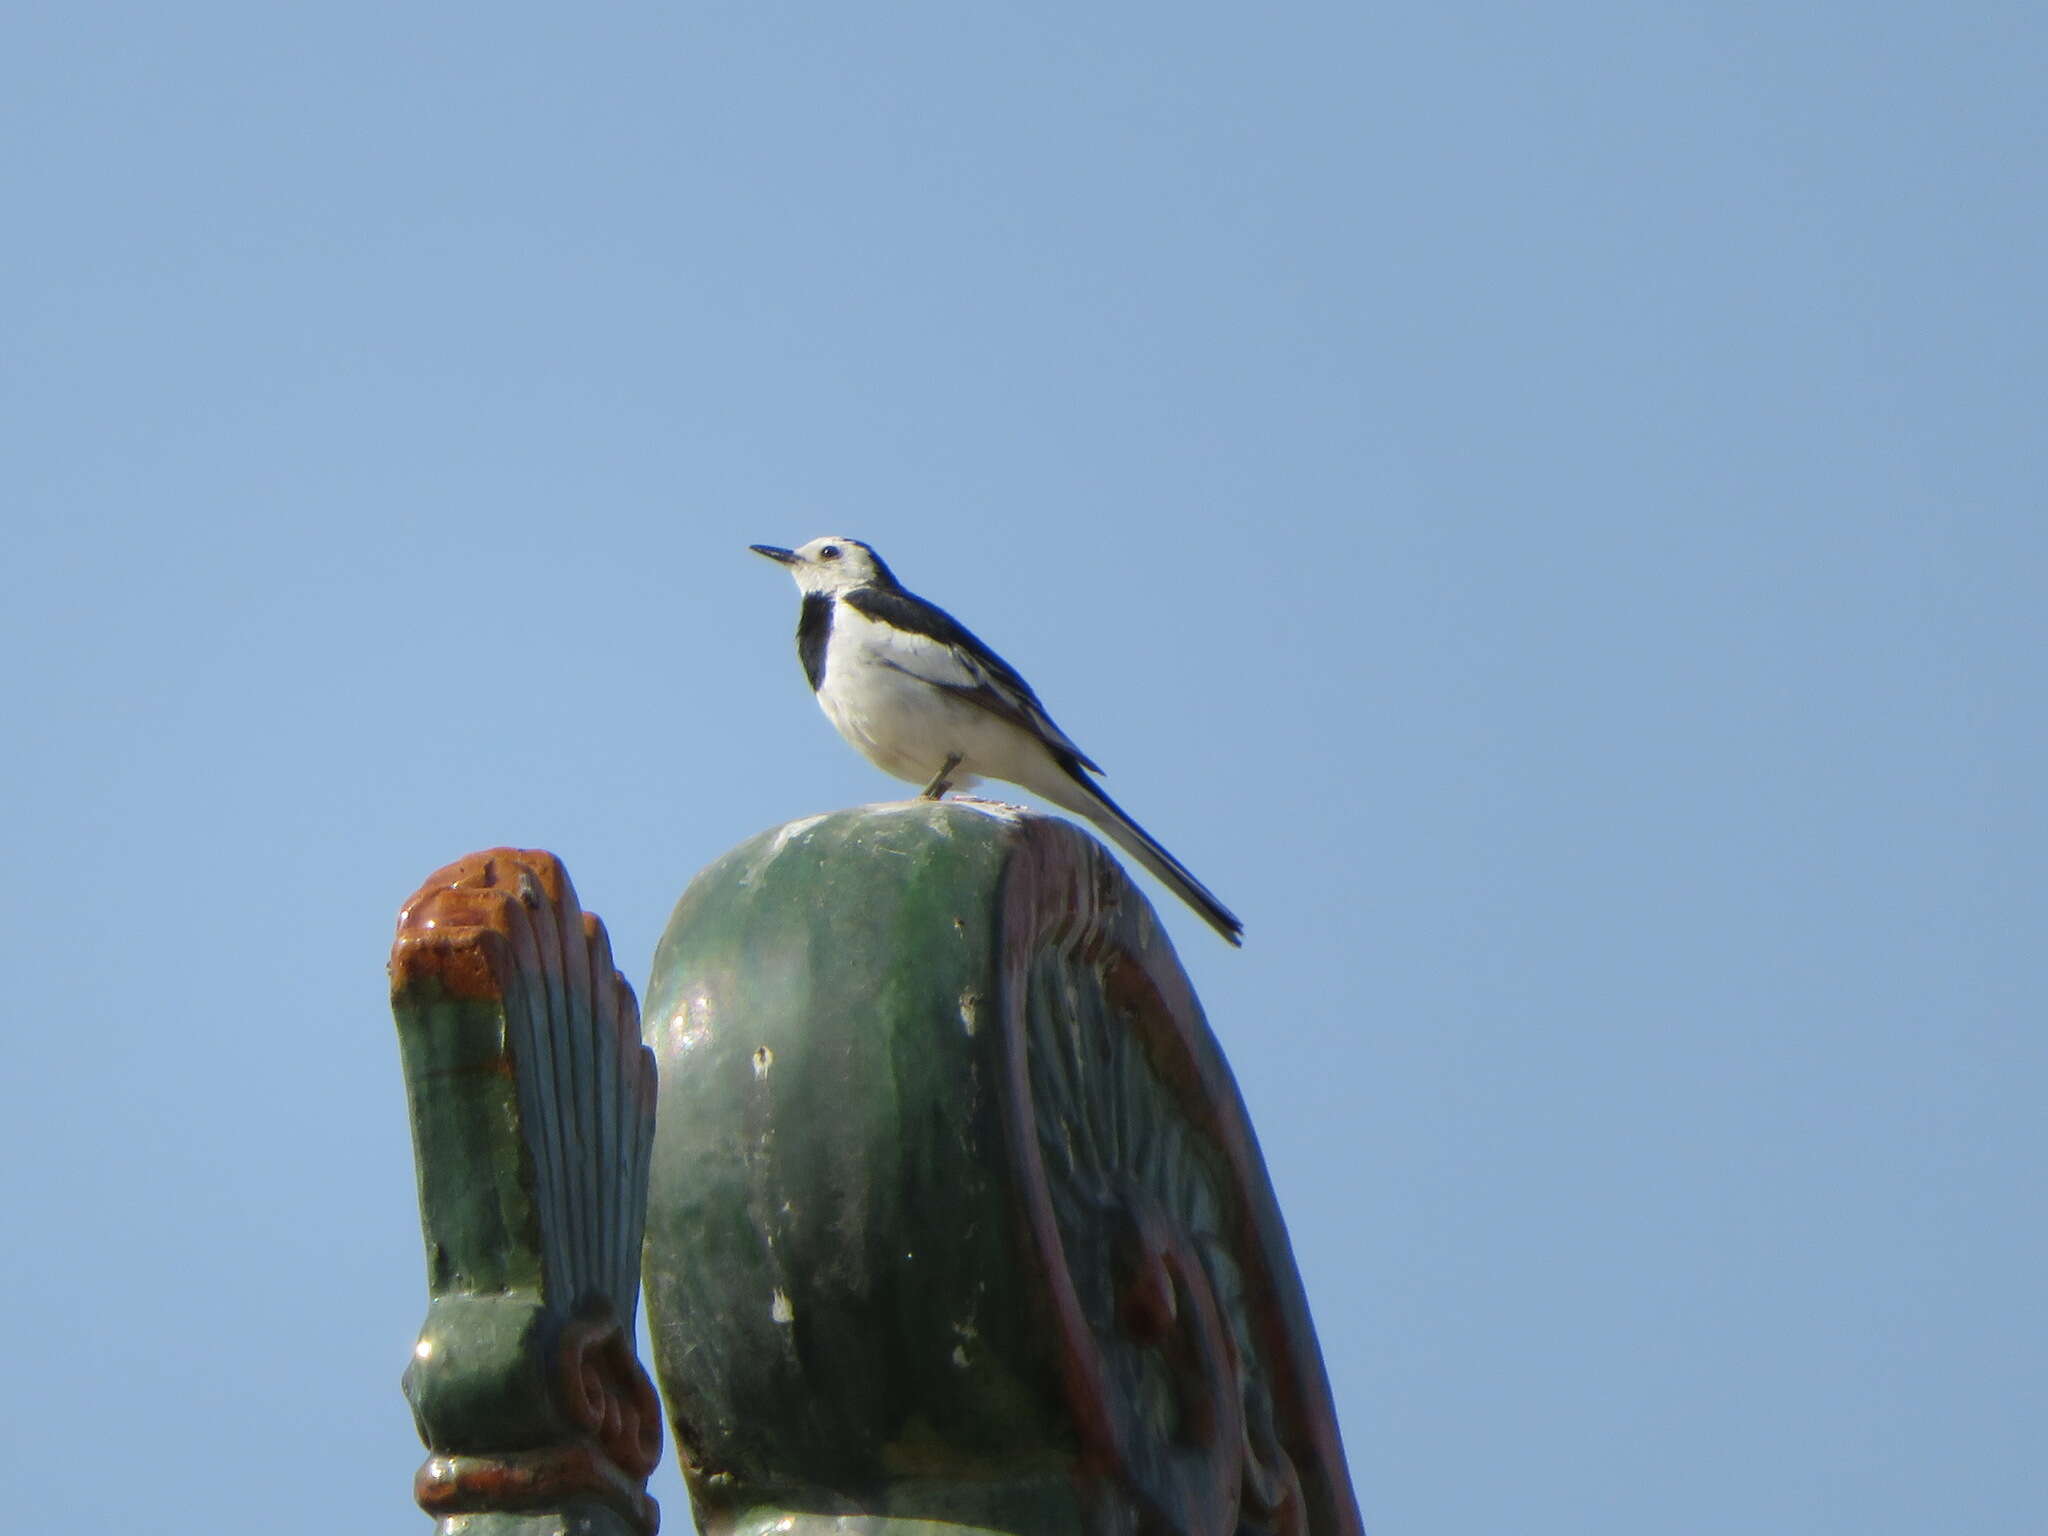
842;586;1103;775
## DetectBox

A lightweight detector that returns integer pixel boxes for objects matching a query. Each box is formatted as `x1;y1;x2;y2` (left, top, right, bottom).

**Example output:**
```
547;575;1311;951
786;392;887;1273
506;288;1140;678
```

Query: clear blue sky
3;4;2041;1531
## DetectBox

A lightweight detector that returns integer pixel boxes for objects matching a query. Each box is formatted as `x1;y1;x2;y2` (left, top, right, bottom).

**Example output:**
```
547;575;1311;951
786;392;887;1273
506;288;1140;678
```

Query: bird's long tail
1035;769;1244;946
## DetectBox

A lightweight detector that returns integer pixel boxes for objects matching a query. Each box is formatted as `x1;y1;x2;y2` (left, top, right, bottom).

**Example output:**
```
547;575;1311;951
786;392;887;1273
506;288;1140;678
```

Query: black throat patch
797;592;833;690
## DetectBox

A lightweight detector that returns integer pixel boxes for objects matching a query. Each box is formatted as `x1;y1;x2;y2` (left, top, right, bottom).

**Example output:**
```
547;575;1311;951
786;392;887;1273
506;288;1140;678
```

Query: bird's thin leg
921;752;963;800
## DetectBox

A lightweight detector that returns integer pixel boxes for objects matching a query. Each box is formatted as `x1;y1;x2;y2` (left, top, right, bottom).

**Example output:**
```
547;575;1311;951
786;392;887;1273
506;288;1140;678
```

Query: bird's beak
750;544;797;565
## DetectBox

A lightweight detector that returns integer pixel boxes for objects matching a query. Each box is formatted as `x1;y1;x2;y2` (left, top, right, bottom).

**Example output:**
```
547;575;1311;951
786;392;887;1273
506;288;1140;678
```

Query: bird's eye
819;544;841;560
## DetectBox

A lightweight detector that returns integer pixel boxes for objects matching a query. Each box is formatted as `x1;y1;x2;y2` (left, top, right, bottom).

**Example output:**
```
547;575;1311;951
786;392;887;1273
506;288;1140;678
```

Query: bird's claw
921;752;963;800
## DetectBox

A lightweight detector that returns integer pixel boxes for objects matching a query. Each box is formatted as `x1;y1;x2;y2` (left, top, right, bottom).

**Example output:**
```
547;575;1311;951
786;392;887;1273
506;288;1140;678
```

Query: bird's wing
843;586;1104;774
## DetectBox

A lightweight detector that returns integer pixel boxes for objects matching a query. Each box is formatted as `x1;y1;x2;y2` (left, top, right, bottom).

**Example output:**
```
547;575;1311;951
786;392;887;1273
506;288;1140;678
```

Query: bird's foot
921;752;964;800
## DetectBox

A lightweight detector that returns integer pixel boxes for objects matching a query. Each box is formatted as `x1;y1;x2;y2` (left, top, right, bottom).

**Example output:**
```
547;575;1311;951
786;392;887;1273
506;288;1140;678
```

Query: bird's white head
749;535;895;594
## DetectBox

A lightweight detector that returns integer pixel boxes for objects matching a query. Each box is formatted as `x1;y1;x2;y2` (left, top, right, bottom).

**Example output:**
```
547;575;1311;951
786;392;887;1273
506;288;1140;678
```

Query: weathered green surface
641;802;1362;1536
642;804;1072;1528
393;850;663;1536
433;1503;646;1536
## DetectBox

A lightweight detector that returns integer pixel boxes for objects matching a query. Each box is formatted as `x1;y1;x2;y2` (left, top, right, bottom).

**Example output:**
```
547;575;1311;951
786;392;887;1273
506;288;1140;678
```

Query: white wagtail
751;536;1243;945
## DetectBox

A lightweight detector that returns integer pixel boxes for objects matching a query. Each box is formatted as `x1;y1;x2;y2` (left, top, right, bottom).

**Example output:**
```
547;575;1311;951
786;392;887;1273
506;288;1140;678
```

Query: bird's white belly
815;645;1018;790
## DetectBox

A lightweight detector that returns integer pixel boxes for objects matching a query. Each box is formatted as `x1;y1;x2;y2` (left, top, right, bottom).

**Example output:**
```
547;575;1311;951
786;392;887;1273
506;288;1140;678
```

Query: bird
750;535;1243;945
